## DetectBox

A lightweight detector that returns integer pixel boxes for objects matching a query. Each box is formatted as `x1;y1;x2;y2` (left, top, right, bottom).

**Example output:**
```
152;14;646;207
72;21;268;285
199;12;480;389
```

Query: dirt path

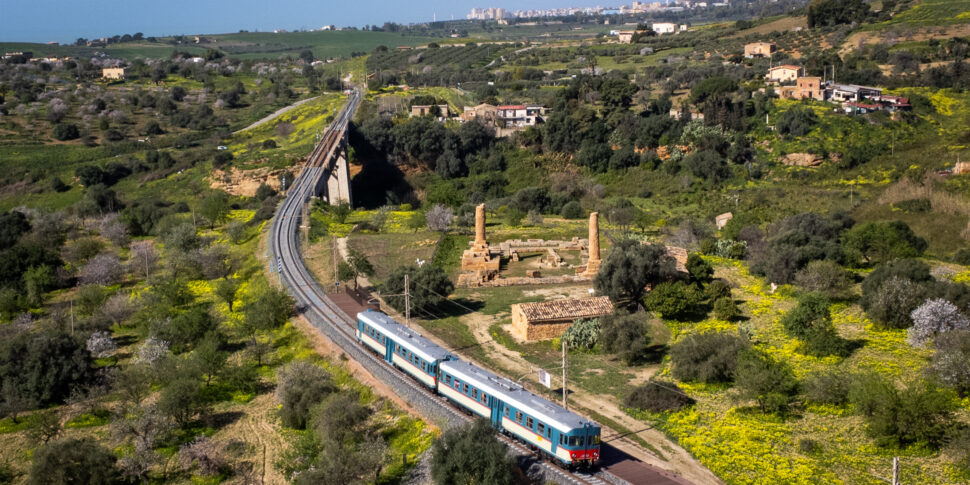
233;96;320;134
221;394;288;485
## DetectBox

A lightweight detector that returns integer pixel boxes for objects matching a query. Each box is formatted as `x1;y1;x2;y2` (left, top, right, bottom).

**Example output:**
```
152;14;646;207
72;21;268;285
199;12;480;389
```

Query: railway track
267;90;622;485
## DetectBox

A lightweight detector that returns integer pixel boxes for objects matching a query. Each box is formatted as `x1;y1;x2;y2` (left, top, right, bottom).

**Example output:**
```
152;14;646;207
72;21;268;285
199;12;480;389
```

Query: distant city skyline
1;0;615;43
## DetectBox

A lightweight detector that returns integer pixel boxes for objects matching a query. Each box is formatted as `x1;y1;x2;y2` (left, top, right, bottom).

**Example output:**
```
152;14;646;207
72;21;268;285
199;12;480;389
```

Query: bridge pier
312;128;353;205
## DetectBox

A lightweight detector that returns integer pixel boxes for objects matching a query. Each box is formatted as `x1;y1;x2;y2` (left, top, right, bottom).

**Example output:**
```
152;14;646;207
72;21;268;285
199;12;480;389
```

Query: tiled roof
515;296;614;323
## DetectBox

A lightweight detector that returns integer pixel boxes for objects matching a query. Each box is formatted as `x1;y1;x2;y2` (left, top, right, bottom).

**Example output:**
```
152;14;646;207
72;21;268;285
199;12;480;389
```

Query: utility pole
404;274;410;327
892;457;900;485
562;339;567;409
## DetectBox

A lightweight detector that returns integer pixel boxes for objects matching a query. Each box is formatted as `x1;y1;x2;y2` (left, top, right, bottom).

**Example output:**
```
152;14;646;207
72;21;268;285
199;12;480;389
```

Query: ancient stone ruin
457;207;603;288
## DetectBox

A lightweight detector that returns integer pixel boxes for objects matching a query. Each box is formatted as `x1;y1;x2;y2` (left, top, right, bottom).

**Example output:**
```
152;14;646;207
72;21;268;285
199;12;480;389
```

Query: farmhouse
652;22;677;34
510;296;614;341
744;42;775;58
101;67;125;80
410;104;450;118
460;103;498;123
766;65;801;83
617;31;636;44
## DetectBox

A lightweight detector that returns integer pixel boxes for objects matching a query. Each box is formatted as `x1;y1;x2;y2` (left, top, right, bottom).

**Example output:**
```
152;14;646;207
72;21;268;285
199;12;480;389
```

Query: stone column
475;203;486;246
588;212;600;262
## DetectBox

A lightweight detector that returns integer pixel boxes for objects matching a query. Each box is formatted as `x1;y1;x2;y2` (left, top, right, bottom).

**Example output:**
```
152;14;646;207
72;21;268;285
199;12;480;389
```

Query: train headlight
570;452;577;460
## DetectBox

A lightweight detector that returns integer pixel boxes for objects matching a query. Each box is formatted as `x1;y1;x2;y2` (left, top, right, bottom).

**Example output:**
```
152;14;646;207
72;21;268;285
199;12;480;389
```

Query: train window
560;435;565;445
593;435;600;444
547;428;552;439
454;379;460;390
445;375;452;385
515;411;522;422
463;383;469;394
472;389;478;399
480;393;487;404
504;407;510;417
526;417;534;429
537;423;545;435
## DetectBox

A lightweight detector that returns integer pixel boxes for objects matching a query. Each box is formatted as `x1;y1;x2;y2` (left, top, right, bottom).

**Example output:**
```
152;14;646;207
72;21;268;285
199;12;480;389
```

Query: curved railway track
268;91;634;485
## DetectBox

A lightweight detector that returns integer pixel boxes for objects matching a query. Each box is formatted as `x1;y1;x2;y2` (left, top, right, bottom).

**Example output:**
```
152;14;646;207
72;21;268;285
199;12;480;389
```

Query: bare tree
98;292;136;327
426;204;454;232
179;436;226;476
135;337;170;372
79;252;123;285
129;240;159;279
99;213;129;247
113;404;172;482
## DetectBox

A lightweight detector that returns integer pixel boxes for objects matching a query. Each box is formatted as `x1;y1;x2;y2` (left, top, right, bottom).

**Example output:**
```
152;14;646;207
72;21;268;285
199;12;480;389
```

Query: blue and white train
357;310;601;467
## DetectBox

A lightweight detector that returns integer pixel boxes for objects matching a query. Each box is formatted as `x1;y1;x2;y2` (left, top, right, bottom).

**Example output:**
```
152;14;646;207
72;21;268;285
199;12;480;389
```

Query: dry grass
877;176;970;217
729;16;808;38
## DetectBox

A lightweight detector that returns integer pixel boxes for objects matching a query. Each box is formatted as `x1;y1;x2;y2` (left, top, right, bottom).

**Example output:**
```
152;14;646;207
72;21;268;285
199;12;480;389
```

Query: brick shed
510;296;614;341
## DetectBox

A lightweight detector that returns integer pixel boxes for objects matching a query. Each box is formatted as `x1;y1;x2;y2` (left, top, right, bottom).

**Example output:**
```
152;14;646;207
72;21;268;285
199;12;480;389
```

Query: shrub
275;361;337;429
944;427;970;473
794;260;853;299
705;280;732;301
842;221;927;266
562;318;601;350
28;438;123;485
431;419;515;485
893;198;932;213
52;123;80;141
560;201;583;219
645;280;705;319
954;249;970;266
503;208;525;226
599;312;652;365
864;276;926;329
803;369;851;405
798;439;821;454
908;298;970;347
713;297;740;321
735;350;799;415
670;332;747;383
262;139;277;149
380;264;454;314
686;253;713;283
781;293;849;356
849;375;956;448
715;239;746;259
625;380;695;412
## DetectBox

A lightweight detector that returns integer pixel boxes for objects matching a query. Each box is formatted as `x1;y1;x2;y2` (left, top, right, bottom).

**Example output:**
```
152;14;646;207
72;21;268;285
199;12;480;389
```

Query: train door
490;398;503;428
384;339;394;362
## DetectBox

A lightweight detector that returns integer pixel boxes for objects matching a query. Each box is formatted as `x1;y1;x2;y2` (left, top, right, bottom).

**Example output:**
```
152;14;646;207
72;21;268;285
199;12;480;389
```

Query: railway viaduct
303;93;356;204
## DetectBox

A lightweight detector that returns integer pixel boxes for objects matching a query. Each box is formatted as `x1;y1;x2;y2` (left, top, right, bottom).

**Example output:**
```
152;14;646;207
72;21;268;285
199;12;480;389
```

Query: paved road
233;96;320;134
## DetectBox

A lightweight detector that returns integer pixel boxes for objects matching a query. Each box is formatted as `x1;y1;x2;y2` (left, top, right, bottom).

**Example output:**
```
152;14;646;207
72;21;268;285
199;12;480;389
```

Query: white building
652;23;677;34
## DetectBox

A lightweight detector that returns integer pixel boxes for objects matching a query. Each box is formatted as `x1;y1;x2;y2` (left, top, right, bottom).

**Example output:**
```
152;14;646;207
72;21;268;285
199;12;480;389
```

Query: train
356;310;601;467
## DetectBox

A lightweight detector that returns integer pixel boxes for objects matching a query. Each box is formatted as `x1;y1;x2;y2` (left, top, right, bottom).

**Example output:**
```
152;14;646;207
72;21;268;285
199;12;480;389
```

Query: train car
356;310;453;389
438;360;601;467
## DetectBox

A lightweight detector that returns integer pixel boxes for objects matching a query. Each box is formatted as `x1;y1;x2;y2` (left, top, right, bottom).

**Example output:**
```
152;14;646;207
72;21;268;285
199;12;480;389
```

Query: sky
0;0;609;43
